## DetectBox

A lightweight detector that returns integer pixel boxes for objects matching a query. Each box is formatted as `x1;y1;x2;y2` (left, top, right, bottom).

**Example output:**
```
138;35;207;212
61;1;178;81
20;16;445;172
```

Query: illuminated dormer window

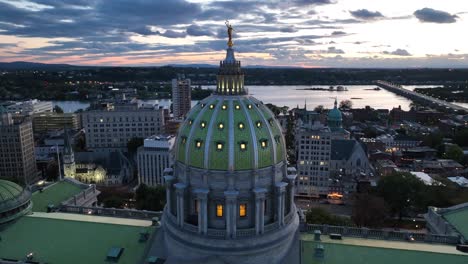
238;122;245;130
235;105;241;110
181;136;187;144
188;119;193;125
256;121;262;128
216;142;224;151
200;121;206;129
195;140;203;149
239;141;247;151
201;103;205;108
209;104;215;109
222;105;227;110
260;139;268;148
247;104;252;109
218;123;224;130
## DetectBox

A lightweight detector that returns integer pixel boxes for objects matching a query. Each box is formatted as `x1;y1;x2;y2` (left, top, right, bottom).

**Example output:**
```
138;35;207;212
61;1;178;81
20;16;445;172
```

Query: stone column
174;183;187;227
286;170;298;215
253;187;267;235
194;188;209;235
164;176;175;214
276;182;288;227
224;190;239;239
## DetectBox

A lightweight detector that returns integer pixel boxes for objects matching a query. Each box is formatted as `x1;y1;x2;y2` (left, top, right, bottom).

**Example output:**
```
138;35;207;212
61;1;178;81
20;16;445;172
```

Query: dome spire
334;97;338;109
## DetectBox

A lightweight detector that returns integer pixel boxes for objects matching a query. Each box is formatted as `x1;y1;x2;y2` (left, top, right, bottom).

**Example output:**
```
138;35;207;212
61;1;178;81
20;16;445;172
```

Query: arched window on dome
195;140;203;149
260;139;268;149
256;121;262;128
239;141;248;151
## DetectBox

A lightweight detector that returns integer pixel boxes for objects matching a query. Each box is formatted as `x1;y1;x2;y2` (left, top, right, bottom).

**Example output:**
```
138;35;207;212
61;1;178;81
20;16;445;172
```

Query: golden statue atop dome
225;20;234;47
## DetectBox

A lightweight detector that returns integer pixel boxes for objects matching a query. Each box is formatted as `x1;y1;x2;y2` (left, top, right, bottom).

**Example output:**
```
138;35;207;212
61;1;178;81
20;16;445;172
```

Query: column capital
275;182;288;193
164;175;175;185
224;190;239;200
194;188;209;199
174;183;187;194
253;187;267;199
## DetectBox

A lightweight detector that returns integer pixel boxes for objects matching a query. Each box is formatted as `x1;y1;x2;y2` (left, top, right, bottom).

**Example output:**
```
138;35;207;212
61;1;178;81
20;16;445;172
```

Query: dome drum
0;180;32;224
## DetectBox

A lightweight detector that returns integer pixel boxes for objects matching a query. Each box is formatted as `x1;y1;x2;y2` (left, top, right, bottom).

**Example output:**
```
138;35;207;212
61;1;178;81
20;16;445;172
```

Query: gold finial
225;20;234;48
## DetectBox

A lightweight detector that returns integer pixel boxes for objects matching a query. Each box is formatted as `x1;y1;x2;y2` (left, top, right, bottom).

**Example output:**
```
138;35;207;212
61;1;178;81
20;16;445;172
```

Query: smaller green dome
0;179;32;224
0;180;24;203
328;108;342;122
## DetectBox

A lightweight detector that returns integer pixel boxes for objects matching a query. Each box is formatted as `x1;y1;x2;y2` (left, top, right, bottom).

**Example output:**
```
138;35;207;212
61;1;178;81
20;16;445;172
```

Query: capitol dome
163;22;298;264
0;179;32;224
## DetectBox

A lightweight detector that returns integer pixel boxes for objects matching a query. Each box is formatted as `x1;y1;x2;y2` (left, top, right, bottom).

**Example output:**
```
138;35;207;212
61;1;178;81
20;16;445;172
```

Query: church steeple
63;129;76;178
216;21;246;95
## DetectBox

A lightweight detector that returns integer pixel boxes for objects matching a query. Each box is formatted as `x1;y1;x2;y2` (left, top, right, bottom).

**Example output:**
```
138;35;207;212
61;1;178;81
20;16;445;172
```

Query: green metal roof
443;208;468;241
301;237;468;264
175;95;286;171
0;180;23;203
31;181;83;212
0;216;152;264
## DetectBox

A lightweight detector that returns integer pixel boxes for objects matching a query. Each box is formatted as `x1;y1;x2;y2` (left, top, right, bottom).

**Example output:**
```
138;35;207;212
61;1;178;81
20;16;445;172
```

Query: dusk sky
0;0;467;67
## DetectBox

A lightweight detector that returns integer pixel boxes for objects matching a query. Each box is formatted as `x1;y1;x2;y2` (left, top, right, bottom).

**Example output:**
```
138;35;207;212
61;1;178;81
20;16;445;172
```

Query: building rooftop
331;139;357;161
301;234;468;264
31;181;84;212
0;214;153;264
443;207;468;241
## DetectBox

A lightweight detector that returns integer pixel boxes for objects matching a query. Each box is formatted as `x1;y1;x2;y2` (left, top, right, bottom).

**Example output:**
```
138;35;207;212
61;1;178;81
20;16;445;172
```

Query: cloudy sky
0;0;467;67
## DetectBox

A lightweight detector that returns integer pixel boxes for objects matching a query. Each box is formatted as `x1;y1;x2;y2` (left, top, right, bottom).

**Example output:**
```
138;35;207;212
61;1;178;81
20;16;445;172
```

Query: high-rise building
6;99;53;116
82;101;165;151
32;112;81;133
137;135;174;186
171;76;191;119
0;106;37;184
295;123;332;197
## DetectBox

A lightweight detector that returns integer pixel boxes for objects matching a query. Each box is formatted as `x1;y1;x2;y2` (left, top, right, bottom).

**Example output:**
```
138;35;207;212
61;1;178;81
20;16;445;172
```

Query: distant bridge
375;81;467;113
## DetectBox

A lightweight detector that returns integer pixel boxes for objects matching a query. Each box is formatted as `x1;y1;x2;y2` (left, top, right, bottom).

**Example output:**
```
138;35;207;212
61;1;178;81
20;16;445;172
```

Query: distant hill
0;61;85;70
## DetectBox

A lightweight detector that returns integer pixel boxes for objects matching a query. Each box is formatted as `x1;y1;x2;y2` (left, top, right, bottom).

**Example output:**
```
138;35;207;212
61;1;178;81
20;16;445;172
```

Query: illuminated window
196;140;203;149
216;142;224;151
181;136;187;144
239;204;247;217
239;142;247;151
238;123;245;130
218;123;224;130
256;121;262;128
235;105;240;110
260;139;268;148
201;103;205;108
209;104;215;109
188;119;193;125
200;122;206;128
222;105;227;110
247;104;252;109
216;204;223;217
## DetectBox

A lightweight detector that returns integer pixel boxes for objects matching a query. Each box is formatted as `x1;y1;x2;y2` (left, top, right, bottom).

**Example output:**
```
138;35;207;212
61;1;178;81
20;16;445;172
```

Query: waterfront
53;85;426;113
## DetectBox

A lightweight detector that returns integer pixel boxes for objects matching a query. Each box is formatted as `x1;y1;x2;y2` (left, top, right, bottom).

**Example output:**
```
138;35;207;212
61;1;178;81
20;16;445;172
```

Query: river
52;85;428;113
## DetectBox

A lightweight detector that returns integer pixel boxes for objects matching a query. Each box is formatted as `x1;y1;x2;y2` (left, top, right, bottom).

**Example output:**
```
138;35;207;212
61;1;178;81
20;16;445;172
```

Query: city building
296;123;332;197
137;135;175;186
82;100;165;151
172;75;191;119
374;159;399;177
32;112;81;133
0;106;37;184
160;27;299;263
6;99;53;115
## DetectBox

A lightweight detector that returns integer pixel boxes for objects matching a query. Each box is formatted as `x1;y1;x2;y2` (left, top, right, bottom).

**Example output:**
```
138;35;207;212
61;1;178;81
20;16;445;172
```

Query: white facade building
295;123;332;197
7;99;53;115
137;135;175;186
82;103;165;151
172;77;191;119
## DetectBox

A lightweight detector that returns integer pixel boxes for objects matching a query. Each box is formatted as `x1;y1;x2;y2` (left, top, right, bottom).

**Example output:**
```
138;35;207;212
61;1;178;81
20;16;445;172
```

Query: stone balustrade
59;205;162;220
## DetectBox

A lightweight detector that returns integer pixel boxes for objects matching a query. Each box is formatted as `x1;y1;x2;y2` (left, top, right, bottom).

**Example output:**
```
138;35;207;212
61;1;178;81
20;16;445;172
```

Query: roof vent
329;233;342;240
314;244;325;259
106;247;124;262
314;230;321;241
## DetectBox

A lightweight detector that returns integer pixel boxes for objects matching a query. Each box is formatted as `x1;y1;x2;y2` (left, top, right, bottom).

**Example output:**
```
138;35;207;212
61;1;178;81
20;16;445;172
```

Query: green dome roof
328;107;342;121
0;180;24;203
175;95;286;171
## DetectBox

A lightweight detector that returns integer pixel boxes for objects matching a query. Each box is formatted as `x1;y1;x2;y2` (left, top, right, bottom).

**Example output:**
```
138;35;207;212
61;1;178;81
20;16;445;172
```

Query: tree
376;172;426;221
443;144;464;163
314;105;324;113
127;137;144;154
422;132;443;148
103;196;125;208
454;129;468;147
352;193;388;228
53;105;64;113
305;207;353;226
135;184;166;211
339;100;352;110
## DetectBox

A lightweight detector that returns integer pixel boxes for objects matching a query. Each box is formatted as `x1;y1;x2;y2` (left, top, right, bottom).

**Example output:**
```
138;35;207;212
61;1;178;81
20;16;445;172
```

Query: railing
302;223;460;245
60;205;162;220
